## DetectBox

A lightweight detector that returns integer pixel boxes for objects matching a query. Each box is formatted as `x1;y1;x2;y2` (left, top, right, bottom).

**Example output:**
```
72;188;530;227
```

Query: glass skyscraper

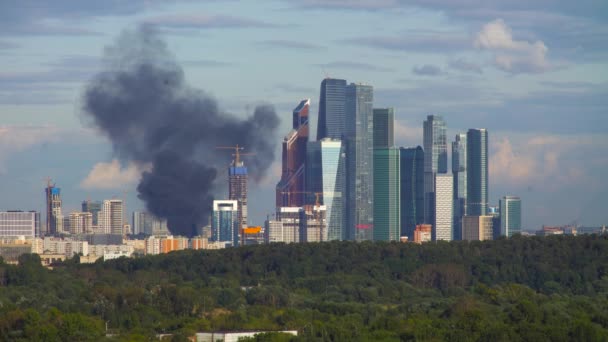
467;128;489;216
316;78;347;140
452;133;467;240
423;115;447;224
306;139;346;240
400;146;425;240
345;83;374;241
373;108;394;148
212;200;239;245
373;147;400;241
500;196;522;237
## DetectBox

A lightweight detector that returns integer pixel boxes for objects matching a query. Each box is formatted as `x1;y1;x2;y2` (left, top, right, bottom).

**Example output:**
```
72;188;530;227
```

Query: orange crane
216;144;255;166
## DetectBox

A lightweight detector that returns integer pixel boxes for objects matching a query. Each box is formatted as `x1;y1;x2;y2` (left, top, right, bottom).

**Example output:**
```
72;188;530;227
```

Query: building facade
452;133;467;240
316;78;347;140
373;108;394;148
373;147;401;241
345;83;374;241
100;199;124;235
500;196;522;237
229;162;248;236
69;212;93;235
400;146;425;240
0;211;39;239
434;174;453;241
467;128;489;216
276;99;310;207
45;184;63;235
81;200;102;227
462;215;494;241
423;115;447;224
211;200;239;245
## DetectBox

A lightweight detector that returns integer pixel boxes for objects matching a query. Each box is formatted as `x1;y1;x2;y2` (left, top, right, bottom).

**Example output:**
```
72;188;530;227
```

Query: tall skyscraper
345;83;374;241
100;199;124;235
82;200;102;227
45;182;62;235
306;139;346;240
373;108;394;148
317;78;347;140
434;174;453;241
211;200;239;245
467;128;489;216
452;133;467;240
423;115;447;224
229;153;248;235
373;147;400;241
276;99;310;207
69;212;93;235
500;196;522;237
400;146;425;240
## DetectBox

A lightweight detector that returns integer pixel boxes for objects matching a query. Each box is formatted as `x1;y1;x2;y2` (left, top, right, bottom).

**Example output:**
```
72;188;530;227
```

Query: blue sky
0;0;607;230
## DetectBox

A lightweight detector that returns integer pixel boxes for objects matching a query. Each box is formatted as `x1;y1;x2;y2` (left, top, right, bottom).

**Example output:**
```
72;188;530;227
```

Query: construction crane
279;191;325;242
280;191;322;207
216;144;255;166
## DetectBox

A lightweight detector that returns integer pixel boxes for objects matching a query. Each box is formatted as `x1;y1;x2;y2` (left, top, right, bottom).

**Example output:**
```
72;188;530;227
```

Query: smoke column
81;26;280;236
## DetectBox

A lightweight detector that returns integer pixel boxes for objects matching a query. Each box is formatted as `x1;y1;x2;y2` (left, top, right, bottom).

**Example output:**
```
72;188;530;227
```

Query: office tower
500;196;522;237
423;115;447;224
462;215;494;241
211;200;239;245
229;154;248;235
306;139;346;240
345;83;374;241
467;129;489;216
373;147;400;241
132;211;146;235
0;211;39;239
69;212;93;234
400;146;425;240
45;182;62;235
373;108;394;148
276;207;304;243
276;99;310;207
434;174;453;241
452;133;467;240
317;78;347;140
82;200;102;226
100;199;124;235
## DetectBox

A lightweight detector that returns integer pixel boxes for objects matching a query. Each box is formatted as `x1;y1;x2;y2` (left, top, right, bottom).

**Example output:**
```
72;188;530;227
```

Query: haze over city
1;1;607;230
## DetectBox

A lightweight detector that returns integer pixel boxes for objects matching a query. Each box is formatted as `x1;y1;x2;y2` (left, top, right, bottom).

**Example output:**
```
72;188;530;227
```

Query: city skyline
0;1;606;230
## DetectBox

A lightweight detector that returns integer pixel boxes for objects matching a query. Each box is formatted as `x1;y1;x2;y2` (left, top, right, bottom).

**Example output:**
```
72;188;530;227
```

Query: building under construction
227;147;248;235
45;179;62;236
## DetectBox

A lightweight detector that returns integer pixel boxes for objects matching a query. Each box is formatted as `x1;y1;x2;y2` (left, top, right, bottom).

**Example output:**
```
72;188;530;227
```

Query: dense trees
0;234;607;340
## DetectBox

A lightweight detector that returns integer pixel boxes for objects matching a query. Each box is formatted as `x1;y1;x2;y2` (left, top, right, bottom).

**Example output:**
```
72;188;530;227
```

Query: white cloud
474;19;550;73
80;159;149;190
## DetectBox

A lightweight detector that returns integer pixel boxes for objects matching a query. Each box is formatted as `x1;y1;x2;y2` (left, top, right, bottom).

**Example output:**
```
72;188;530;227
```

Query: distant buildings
345;83;374;241
400;146;424;240
434;174;453;241
211;200;239;246
467;129;489;216
316;78;347;140
373;147;400;241
414;224;432;244
0;211;40;239
423;115;447;224
81;200;102;227
68;212;93;235
132;211;169;236
500;196;522;237
100;199;124;235
45;182;63;235
229;154;248;236
452;133;467;241
462;215;494;241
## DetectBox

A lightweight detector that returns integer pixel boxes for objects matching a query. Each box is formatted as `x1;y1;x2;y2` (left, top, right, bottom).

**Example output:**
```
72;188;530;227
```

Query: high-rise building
317;78;347;140
211;200;239;245
45;182;62;235
467;129;489;216
373;147;400;241
133;211;169;236
81;200;102;227
399;146;425;240
500;196;522;237
301;205;327;242
306;139;346;240
345;83;374;241
69;212;93;234
434;174;453;241
462;215;494;241
423;115;447;224
275;207;304;243
0;211;39;239
100;199;124;235
452;133;467;240
229;154;248;236
276;99;310;207
373;108;394;148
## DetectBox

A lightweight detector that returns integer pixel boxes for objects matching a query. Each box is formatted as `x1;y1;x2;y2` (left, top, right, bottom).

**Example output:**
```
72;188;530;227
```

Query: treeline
0;235;607;341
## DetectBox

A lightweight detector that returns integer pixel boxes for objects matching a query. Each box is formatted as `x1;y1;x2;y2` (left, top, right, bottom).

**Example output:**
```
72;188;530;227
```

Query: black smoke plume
81;26;280;236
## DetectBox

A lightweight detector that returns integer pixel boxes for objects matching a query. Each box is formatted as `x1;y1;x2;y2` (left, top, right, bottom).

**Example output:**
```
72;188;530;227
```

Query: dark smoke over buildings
81;26;280;236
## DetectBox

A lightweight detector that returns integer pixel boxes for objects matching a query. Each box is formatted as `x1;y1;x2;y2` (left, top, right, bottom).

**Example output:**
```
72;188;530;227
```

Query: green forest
1;234;608;341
